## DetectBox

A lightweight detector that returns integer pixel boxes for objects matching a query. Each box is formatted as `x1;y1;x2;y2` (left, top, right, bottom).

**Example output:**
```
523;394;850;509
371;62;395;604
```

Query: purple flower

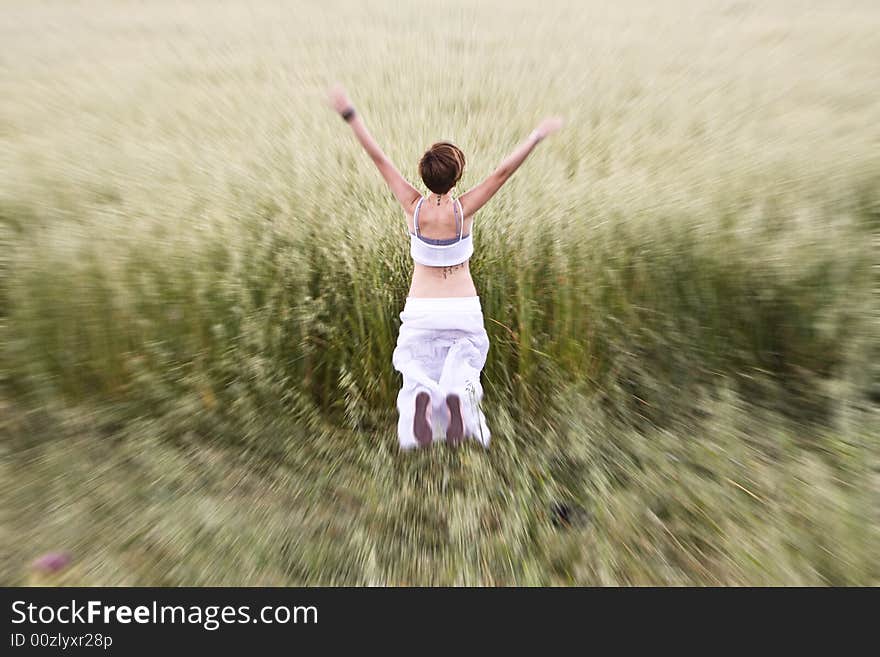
32;552;71;573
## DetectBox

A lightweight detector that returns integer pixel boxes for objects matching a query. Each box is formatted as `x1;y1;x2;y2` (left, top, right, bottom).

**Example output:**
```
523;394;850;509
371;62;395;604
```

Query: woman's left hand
327;83;353;114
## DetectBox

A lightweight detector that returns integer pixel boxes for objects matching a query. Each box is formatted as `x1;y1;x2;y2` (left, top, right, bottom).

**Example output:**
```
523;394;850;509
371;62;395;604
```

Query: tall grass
1;0;878;584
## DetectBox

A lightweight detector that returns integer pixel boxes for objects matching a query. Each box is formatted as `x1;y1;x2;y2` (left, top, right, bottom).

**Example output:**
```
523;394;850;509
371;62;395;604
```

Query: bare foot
413;392;433;446
446;394;464;446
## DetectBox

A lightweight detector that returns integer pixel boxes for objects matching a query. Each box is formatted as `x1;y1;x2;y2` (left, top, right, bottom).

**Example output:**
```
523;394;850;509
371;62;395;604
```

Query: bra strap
455;199;465;241
413;197;425;236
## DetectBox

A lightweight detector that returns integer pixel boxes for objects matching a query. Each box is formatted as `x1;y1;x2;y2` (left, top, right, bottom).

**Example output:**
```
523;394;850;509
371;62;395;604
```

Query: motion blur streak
1;0;877;585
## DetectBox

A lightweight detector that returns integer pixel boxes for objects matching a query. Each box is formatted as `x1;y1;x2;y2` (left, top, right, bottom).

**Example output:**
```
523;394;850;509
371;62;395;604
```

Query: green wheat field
1;0;878;585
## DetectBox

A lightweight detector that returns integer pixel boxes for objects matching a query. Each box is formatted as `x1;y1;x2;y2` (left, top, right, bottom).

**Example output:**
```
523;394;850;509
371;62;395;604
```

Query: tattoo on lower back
441;263;465;279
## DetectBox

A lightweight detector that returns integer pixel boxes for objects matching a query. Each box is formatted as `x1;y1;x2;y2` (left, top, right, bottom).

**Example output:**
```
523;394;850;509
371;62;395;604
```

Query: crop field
1;0;878;585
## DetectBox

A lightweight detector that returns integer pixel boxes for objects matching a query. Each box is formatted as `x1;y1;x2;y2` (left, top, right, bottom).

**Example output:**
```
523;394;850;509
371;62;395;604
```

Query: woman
328;83;563;449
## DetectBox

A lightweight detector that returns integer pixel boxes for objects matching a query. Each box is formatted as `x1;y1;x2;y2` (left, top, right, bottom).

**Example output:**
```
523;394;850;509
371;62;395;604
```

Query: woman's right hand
327;83;353;114
533;116;564;140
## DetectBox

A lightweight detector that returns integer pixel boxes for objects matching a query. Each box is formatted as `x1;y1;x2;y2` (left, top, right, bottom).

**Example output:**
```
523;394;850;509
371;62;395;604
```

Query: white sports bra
409;196;474;267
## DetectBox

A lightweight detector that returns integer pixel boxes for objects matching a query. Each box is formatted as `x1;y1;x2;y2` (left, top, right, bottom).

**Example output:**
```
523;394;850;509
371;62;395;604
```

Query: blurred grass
1;0;878;584
2;382;876;585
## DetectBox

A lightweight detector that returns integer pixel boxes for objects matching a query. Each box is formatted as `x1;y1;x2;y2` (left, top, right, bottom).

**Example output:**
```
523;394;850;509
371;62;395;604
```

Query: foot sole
413;392;432;446
446;393;464;446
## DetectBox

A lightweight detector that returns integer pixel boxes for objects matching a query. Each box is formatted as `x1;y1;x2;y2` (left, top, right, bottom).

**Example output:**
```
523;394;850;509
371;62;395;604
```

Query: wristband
341;107;356;122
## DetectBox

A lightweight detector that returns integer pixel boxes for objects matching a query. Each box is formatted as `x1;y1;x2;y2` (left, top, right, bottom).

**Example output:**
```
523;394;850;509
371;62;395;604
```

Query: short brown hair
419;141;465;194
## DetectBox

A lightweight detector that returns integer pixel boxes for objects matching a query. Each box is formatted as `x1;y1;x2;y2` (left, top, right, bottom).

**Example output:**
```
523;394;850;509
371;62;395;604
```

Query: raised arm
459;116;564;217
327;83;421;211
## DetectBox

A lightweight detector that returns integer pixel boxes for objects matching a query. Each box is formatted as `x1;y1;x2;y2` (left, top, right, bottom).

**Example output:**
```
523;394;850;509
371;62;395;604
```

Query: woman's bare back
405;198;478;298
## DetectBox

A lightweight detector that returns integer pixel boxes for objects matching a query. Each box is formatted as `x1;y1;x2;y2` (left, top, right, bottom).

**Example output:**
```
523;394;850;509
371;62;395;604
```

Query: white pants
392;296;491;449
